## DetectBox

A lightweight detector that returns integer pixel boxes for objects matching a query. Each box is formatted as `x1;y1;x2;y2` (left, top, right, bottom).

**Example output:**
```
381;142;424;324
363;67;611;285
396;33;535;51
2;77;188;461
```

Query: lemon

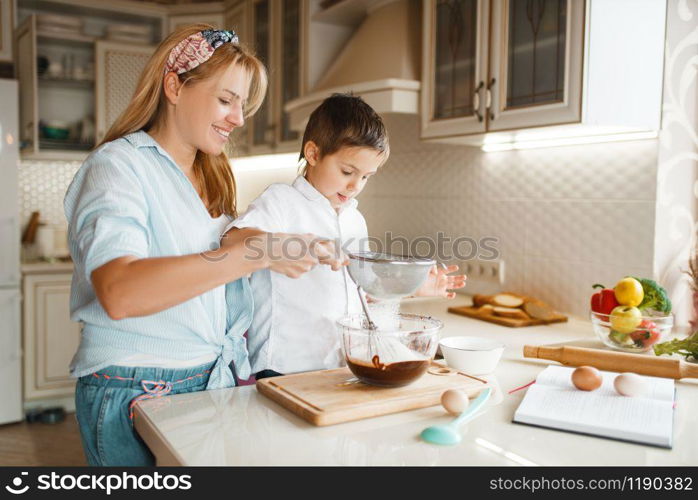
614;277;644;307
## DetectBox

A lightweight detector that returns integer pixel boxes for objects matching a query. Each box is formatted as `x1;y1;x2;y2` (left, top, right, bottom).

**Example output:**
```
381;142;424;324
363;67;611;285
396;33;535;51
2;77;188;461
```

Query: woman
64;25;342;466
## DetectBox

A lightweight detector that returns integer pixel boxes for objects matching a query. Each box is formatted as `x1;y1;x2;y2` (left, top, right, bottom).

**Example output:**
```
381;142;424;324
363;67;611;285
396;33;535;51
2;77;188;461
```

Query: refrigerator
0;79;23;425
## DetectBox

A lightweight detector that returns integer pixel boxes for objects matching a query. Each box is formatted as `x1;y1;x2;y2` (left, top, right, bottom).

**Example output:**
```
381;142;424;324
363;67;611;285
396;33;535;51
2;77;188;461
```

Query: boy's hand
414;264;466;299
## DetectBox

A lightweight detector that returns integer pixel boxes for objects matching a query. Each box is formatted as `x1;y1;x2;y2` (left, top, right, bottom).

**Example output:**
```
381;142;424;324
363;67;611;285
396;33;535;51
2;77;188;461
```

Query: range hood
285;0;421;132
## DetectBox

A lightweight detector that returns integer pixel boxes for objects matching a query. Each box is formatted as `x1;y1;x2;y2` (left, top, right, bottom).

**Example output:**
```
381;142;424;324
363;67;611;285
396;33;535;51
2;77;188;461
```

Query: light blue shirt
64;130;253;389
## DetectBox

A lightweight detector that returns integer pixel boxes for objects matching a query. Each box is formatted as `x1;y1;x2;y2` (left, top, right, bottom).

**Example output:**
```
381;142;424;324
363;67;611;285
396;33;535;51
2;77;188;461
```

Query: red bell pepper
590;284;619;317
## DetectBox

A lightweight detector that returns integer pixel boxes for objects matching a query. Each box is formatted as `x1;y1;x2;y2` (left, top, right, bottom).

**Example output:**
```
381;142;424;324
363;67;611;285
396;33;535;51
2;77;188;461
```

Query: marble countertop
133;297;698;466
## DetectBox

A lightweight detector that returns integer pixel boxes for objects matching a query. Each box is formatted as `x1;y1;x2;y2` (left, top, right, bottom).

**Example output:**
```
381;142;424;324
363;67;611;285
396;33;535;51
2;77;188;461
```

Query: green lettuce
653;332;698;360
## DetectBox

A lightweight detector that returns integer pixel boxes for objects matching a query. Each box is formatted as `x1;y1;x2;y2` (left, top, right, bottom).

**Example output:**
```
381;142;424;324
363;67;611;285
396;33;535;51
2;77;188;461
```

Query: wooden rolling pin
524;345;698;379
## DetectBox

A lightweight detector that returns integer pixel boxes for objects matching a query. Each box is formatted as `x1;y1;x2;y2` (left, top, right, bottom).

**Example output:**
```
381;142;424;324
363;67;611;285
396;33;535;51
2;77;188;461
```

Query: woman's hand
236;230;347;278
312;238;349;271
414;264;467;299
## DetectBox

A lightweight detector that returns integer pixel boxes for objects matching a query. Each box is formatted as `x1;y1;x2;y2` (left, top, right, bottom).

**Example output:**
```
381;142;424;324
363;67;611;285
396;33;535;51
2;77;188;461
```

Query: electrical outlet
460;259;505;285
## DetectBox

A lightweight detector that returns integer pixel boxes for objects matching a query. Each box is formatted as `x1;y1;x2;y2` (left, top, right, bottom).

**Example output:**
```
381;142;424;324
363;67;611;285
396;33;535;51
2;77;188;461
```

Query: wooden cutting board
448;305;568;328
256;365;488;426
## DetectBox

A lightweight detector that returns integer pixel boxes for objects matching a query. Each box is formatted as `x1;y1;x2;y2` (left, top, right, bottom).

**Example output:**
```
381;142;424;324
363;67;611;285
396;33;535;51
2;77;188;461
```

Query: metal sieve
346;252;436;301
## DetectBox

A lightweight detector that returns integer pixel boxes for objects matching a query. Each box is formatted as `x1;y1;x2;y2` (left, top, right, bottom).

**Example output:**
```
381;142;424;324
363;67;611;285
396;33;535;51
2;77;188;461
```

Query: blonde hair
99;24;268;218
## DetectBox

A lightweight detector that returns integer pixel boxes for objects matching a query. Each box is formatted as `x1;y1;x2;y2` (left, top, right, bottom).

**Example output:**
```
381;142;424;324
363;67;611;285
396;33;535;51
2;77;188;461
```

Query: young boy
226;94;465;378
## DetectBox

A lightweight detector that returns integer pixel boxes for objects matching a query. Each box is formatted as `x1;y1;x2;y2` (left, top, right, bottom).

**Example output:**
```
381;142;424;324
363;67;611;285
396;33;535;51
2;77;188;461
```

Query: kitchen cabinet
0;0;14;61
236;0;304;155
15;0;164;160
22;271;80;401
168;2;225;34
94;41;154;144
421;0;666;145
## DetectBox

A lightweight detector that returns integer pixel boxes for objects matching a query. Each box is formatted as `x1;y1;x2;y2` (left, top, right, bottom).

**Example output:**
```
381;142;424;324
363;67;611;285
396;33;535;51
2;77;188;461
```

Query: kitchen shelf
38;76;94;89
18;10;157;160
39;139;92;151
37;31;96;46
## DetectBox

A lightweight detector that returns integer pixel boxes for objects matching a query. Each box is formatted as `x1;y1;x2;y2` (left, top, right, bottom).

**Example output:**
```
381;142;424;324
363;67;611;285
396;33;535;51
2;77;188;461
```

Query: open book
513;365;675;448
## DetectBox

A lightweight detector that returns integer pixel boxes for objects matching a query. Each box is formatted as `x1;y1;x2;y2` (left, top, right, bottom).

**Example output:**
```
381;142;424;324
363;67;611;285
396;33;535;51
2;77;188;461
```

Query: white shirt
228;176;367;374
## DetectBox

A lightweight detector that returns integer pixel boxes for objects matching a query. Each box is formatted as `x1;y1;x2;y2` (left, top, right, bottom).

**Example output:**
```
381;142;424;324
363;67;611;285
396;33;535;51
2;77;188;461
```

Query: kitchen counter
21;260;74;274
133;297;698;466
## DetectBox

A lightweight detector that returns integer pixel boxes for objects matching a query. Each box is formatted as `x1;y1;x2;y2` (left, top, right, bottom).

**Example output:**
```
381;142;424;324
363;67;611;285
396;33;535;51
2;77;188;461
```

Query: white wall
654;0;698;329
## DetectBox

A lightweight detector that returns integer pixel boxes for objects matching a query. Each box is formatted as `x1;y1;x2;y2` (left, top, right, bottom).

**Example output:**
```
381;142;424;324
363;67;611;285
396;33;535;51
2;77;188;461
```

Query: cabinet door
421;0;489;139
95;41;154;143
224;0;249;157
23;274;81;400
0;289;22;424
225;0;248;40
238;0;302;155
15;15;38;154
0;0;14;62
487;0;584;131
249;0;272;151
277;0;301;145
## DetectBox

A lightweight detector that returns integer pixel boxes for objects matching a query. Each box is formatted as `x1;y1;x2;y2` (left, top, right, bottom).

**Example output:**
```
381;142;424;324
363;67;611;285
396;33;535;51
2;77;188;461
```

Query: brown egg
571;366;603;391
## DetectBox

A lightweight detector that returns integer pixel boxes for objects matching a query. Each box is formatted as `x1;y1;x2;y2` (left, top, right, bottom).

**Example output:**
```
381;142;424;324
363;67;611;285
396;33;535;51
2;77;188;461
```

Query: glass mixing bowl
337;313;442;387
590;311;673;353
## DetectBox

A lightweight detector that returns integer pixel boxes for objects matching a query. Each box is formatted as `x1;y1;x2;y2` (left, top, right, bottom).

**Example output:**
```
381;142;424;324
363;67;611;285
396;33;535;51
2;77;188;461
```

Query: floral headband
164;29;239;75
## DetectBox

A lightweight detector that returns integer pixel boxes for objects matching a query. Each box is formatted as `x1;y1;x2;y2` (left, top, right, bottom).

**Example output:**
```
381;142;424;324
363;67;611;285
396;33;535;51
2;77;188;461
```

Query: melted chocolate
346;355;429;387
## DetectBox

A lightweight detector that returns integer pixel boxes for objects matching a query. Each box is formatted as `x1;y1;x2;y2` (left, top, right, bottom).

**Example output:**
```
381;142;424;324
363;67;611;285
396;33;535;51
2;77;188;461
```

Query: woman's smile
212;125;231;141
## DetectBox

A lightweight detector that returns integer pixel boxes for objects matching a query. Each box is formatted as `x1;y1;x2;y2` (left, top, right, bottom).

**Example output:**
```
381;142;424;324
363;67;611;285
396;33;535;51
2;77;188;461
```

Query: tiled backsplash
17;159;297;231
18;160;81;229
359;114;659;319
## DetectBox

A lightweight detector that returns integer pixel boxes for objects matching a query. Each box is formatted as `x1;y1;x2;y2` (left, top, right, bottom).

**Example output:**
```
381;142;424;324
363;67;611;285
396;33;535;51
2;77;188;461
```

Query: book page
534;365;675;402
515;366;675;448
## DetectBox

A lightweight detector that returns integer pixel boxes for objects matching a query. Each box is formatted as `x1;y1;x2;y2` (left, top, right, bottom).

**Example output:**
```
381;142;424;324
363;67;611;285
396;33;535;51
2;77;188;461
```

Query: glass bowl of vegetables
590;310;673;353
589;277;673;352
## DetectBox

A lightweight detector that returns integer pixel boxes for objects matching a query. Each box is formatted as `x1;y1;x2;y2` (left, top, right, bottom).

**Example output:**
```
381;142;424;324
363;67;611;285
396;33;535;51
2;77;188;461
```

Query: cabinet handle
473;81;484;122
486;78;496;121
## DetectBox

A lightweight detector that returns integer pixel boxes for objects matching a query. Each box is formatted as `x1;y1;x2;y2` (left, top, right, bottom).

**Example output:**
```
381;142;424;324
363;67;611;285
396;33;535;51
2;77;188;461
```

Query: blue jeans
75;362;214;466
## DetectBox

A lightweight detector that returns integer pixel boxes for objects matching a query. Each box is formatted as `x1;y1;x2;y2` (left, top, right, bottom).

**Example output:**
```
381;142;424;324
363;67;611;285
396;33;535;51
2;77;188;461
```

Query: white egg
613;372;648;397
441;389;470;415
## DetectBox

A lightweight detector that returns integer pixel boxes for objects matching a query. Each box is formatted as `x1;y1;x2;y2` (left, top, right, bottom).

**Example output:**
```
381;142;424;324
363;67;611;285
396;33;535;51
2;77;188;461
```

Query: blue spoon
420;387;492;445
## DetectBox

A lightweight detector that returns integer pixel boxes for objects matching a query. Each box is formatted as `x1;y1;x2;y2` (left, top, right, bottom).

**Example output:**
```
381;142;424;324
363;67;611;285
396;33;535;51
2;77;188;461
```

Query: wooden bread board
256;366;488;426
448;305;568;327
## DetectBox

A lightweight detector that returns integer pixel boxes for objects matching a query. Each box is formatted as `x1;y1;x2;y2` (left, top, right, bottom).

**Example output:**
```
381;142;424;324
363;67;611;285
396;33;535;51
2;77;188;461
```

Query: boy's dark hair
299;93;389;165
